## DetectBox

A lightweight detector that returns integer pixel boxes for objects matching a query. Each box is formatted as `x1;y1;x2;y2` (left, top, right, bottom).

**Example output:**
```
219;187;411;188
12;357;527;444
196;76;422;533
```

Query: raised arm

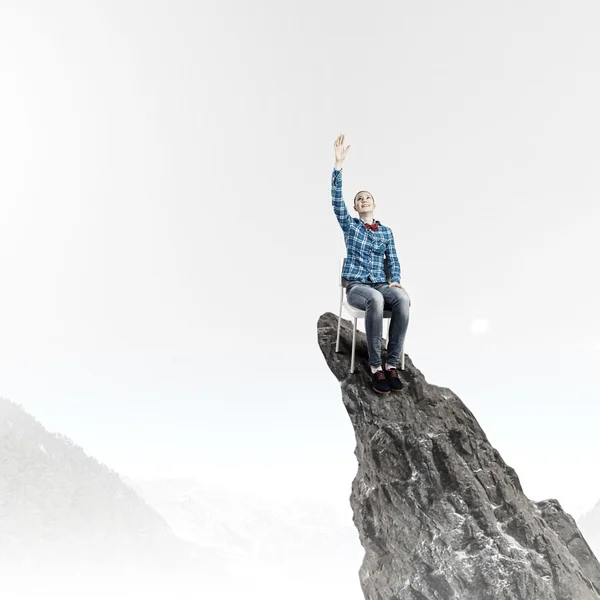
331;133;353;232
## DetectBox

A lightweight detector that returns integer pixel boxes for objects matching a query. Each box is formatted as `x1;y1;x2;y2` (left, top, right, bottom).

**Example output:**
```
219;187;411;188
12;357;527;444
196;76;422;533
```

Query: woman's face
354;191;375;213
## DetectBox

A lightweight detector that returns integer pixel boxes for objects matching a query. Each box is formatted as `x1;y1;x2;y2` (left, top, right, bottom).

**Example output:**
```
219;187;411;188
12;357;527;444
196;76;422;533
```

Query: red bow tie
365;222;379;231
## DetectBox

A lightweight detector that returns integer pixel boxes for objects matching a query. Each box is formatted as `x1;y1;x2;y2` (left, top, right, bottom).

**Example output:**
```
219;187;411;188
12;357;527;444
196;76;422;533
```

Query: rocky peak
318;312;600;600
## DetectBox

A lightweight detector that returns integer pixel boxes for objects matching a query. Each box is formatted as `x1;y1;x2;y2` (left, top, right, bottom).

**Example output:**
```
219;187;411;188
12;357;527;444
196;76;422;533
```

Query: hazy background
1;0;599;544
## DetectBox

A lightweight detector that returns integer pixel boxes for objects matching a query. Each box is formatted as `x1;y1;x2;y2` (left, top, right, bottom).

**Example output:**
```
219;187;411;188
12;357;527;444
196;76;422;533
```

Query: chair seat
343;300;393;320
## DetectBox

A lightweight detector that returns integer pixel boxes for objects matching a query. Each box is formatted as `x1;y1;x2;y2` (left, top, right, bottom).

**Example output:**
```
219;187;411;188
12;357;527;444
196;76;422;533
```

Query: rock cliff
318;312;600;600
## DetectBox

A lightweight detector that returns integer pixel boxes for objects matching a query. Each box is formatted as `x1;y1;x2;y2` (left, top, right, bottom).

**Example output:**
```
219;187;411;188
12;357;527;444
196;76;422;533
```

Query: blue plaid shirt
331;167;401;284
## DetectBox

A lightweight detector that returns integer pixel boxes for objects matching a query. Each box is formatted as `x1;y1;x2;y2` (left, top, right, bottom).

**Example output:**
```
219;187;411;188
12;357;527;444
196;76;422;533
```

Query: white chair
335;257;405;374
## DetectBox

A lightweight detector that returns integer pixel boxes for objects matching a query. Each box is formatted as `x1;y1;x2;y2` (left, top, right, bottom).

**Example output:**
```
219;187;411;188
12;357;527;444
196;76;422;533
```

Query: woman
331;133;410;395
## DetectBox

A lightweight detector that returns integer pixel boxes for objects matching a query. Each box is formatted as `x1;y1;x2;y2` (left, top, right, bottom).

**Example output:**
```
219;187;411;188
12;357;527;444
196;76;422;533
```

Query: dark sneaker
384;367;404;391
371;369;391;394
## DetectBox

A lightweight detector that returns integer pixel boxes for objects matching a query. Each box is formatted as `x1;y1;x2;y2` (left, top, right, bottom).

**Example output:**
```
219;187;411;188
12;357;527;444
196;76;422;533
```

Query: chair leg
401;347;405;370
383;317;391;350
350;318;357;374
336;290;344;352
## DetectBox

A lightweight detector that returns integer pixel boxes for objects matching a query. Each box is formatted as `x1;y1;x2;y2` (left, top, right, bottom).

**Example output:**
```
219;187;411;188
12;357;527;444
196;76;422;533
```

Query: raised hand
334;133;351;164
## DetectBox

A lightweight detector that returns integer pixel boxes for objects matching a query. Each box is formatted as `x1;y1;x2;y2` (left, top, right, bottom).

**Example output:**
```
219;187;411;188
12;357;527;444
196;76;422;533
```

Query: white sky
1;0;599;519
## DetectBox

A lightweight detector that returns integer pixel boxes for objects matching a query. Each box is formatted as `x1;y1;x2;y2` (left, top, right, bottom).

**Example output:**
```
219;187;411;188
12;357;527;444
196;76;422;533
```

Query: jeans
345;280;410;368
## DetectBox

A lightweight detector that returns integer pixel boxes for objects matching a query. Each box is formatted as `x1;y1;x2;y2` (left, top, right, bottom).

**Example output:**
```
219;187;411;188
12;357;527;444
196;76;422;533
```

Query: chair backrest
339;256;391;287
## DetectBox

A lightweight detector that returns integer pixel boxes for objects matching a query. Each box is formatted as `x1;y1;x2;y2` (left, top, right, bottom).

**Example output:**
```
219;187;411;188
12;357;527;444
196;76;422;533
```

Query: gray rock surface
318;312;600;600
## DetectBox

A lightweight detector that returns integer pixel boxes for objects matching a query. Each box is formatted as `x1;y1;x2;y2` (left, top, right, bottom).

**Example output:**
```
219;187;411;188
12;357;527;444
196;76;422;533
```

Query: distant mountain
0;396;219;575
579;500;600;560
125;476;366;599
0;395;366;600
125;476;361;560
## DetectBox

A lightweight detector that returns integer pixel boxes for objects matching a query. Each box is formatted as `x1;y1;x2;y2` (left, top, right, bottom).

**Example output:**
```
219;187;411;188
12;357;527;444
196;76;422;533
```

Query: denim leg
377;284;410;366
346;283;385;368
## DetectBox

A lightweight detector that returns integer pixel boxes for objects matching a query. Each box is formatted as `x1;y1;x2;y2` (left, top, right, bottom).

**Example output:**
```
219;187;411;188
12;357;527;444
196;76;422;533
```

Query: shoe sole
372;386;390;394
